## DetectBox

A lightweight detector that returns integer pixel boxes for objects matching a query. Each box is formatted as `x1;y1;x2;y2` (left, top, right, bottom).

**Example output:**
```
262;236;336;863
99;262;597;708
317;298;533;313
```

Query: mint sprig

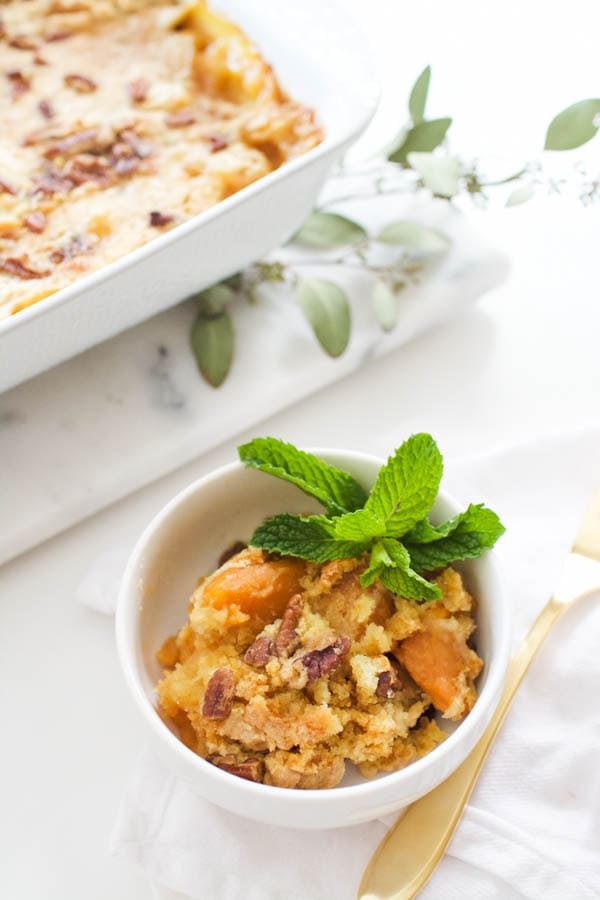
238;437;367;517
239;434;505;602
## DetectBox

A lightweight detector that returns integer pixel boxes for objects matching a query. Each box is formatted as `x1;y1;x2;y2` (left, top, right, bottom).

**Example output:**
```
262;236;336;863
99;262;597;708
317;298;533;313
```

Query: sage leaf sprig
239;434;505;602
189;209;450;384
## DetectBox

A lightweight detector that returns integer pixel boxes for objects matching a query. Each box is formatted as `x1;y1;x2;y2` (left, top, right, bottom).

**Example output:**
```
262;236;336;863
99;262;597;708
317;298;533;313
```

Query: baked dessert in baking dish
0;1;322;318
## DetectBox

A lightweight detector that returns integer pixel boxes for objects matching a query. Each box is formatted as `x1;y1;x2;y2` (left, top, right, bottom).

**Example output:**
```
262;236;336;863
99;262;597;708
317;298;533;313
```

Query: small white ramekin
116;449;510;829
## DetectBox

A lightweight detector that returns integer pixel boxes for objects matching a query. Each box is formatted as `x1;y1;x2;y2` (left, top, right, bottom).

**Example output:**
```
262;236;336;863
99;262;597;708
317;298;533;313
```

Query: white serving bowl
116;449;510;829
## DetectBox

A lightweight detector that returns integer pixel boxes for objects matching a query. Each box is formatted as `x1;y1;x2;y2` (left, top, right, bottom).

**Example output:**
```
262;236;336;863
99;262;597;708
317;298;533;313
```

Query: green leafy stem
190;66;600;387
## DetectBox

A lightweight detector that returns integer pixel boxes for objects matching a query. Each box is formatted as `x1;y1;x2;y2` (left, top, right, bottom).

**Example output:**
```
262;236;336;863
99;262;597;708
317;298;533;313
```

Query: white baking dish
0;0;378;394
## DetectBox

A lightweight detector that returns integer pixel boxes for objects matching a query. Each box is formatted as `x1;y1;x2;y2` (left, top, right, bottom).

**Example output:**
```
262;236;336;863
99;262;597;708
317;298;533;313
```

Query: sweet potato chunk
396;624;480;717
201;556;306;625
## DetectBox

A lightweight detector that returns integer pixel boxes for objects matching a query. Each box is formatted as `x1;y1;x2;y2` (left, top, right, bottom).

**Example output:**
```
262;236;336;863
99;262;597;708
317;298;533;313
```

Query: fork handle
357;597;566;900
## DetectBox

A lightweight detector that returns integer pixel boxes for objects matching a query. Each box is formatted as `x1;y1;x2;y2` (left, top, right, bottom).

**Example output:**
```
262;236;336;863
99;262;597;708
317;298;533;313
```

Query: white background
1;1;599;897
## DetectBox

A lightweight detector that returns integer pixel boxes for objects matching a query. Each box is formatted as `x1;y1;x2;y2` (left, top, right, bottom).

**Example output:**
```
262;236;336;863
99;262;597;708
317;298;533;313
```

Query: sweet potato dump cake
155;434;505;789
0;1;322;317
156;548;482;788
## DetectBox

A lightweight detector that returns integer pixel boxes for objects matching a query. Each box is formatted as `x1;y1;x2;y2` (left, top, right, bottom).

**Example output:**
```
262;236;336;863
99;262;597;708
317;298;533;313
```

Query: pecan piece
49;233;89;264
274;594;303;657
0;257;50;279
0;177;16;195
128;78;148;104
65;154;112;186
375;655;405;699
302;636;351;684
209;755;264;783
38;99;55;120
217;540;247;567
23;211;46;233
6;70;30;100
31;168;74;196
202;667;235;719
64;73;97;93
207;134;228;153
244;634;274;667
33;53;48;66
113;156;139;176
43;127;100;160
149;211;173;228
46;30;72;43
119;129;153;159
9;34;38;50
165;108;196;128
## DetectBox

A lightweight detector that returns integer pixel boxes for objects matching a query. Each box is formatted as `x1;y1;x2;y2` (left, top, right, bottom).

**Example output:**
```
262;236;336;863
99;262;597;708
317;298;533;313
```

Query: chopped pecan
6;70;30;100
22;124;65;146
49;233;89;264
0;177;16;195
33;53;48;66
64;73;97;93
119;129;153;159
128;79;148;104
302;636;351;684
202;667;235;719
149;211;173;227
46;30;71;43
0;257;50;279
165;108;196;128
375;671;398;699
38;99;55;120
375;655;405;699
112;156;139;176
207;134;228;153
111;141;134;160
274;594;303;658
217;540;247;567
31;168;74;196
8;34;38;50
65;154;112;186
244;634;274;667
42;127;100;159
23;211;46;233
209;755;264;783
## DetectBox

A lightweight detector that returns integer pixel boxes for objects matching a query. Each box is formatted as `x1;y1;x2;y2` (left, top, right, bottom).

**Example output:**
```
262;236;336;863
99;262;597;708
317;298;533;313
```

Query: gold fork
358;488;600;900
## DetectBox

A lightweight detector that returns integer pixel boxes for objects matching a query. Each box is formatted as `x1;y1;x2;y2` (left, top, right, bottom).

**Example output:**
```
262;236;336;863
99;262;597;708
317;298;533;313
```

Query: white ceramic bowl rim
117;449;510;808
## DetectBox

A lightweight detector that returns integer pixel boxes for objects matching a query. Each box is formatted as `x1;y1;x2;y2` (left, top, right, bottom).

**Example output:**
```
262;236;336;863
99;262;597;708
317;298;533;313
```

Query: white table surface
2;0;599;897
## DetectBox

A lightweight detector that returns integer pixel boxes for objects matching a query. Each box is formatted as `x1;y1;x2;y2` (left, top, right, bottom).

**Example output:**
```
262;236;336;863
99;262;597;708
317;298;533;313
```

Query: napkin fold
79;428;600;899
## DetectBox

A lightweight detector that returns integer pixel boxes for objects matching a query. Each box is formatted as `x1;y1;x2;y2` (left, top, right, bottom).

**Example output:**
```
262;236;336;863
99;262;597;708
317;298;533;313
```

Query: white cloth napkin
79;428;600;899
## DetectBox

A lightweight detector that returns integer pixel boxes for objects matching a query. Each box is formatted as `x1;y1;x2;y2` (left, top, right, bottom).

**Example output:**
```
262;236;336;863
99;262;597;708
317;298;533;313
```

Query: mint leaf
249;513;369;563
405;504;505;571
379;562;442;601
364;434;443;537
360;539;441;601
377;539;441;601
360;540;393;587
333;508;385;541
238;437;367;516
